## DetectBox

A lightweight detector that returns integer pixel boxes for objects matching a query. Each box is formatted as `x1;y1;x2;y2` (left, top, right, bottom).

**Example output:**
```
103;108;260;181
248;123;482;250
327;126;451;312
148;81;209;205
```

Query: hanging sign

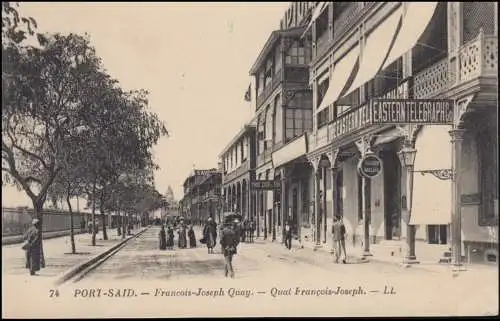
357;154;383;179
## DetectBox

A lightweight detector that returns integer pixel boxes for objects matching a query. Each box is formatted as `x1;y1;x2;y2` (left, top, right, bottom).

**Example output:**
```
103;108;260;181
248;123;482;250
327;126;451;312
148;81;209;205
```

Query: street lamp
398;145;419;265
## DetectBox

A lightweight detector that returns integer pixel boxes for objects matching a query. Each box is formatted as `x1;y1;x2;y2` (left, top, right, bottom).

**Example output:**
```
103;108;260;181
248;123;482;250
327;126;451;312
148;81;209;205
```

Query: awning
316;45;359;113
409;125;453;225
372;127;404;147
342;7;403;98
303;2;329;36
382;2;438;70
272;134;307;168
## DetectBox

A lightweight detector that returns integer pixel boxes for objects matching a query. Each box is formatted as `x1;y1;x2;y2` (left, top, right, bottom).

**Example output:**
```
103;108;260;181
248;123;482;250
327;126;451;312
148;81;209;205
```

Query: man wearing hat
220;220;238;278
22;218;43;275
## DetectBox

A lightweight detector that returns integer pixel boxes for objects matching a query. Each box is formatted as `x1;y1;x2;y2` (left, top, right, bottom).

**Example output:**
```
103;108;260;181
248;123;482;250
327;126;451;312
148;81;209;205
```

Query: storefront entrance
380;145;402;240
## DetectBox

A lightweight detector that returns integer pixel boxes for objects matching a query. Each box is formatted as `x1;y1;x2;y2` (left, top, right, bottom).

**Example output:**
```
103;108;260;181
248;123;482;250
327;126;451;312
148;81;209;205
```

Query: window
316;108;329;129
257;69;265;95
285;40;311;65
257;113;265;155
285;108;313;141
265;105;274;150
274;45;282;73
265;57;274;88
274;94;283;144
315;7;329;41
317;77;329;108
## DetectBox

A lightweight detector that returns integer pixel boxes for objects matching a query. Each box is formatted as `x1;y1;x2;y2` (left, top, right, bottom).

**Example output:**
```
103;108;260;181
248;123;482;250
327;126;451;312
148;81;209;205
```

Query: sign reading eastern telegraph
371;99;454;125
251;180;281;190
358;154;383;179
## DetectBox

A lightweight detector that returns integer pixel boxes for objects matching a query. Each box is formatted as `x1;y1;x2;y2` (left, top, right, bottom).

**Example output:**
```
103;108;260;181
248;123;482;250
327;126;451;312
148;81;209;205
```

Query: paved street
52;226;497;317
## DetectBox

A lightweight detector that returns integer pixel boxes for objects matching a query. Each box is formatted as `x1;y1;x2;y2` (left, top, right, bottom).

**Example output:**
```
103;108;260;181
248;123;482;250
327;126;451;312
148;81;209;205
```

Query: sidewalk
254;233;498;274
2;227;139;285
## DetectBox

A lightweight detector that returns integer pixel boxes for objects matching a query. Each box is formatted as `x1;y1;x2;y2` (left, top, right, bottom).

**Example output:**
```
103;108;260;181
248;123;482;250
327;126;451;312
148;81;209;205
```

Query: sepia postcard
2;1;498;318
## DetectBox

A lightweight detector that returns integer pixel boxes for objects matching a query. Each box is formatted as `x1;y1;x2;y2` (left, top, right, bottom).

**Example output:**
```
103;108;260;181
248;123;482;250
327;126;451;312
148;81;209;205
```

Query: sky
2;2;289;209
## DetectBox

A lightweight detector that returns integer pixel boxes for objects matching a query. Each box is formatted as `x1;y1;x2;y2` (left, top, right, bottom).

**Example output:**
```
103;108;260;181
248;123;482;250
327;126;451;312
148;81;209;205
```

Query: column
331;167;338;250
322;167;327;243
450;127;466;269
297;179;303;243
356;137;373;257
281;168;288;244
262;191;267;240
314;170;321;247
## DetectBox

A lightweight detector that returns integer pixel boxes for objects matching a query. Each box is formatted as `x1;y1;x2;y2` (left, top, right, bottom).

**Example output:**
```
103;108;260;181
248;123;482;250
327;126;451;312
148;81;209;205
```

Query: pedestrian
249;218;255;243
158;225;167;250
220;221;238;278
284;220;293;250
332;215;347;264
177;219;187;249
22;218;43;276
203;217;217;254
166;225;175;250
233;219;241;247
188;225;197;248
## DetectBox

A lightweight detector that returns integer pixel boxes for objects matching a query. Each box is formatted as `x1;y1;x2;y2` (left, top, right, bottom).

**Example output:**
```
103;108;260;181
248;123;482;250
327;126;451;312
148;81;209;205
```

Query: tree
2;7;104;263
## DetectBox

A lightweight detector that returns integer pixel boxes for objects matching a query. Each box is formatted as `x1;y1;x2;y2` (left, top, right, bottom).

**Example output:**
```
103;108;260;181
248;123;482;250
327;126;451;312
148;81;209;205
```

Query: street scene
2;1;498;319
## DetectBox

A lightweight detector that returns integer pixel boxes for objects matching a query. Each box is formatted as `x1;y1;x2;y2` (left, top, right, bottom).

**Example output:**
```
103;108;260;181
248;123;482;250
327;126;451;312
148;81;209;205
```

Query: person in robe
203;217;218;254
158;225;167;250
188;225;197;248
177;219;187;249
22;218;43;276
166;225;175;250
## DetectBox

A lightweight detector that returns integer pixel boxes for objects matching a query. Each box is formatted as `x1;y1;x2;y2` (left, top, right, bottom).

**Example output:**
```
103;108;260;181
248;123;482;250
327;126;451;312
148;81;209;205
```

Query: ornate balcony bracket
413;169;454;181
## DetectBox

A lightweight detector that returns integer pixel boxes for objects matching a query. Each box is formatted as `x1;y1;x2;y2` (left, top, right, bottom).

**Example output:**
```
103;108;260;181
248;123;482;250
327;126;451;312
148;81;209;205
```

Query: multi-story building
161;186;179;220
301;2;497;264
219;124;256;223
248;2;316;242
180;168;222;224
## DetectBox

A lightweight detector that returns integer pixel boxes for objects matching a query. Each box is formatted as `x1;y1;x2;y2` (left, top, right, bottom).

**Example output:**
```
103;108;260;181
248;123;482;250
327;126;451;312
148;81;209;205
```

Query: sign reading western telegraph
371;99;454;125
251;180;281;190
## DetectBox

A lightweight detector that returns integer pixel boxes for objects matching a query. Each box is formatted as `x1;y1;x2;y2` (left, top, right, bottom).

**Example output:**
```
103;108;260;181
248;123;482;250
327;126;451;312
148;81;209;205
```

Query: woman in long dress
158;225;167;250
188;225;197;248
203;218;217;254
166;225;174;250
178;222;187;249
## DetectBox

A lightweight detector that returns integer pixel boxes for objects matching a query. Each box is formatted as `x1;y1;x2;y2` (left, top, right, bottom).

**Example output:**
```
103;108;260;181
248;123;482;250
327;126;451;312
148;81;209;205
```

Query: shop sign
195;169;217;176
371;99;454;125
251;180;281;190
357;154;383;179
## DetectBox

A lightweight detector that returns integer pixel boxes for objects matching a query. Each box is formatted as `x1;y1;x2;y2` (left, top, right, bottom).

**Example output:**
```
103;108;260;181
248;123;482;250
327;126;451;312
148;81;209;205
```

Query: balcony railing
456;31;497;83
256;69;283;108
414;57;449;99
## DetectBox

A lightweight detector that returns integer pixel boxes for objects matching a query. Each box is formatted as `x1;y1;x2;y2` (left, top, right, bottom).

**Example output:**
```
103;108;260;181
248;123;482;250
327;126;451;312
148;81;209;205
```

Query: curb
2;230;86;246
54;227;148;286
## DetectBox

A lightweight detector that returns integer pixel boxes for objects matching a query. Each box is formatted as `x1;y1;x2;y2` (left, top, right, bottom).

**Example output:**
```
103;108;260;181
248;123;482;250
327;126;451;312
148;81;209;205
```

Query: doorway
428;225;447;244
381;148;402;240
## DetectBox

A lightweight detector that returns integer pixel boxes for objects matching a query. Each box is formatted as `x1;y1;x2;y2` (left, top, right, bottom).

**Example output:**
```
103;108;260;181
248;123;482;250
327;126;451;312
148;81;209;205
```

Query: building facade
220;124;256;224
180;169;222;225
248;2;317;242
301;1;497;264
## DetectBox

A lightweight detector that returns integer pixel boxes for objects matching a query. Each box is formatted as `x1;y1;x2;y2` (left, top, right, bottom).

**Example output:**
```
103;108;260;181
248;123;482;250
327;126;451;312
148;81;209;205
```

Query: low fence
1;207;102;238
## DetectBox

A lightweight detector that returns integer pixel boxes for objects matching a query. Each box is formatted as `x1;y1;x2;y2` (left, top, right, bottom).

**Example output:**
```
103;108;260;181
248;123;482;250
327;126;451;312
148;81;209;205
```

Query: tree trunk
122;210;126;239
66;189;76;254
117;209;122;236
100;191;108;240
91;181;97;246
33;200;46;268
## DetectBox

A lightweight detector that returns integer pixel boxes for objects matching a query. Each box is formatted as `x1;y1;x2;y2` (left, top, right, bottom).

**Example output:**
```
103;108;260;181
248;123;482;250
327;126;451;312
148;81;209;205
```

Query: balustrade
414;58;449;98
457;31;497;83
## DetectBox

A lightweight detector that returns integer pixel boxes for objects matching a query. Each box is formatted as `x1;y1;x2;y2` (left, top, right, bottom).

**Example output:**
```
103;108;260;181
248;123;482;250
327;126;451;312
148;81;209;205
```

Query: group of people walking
158;218;197;251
